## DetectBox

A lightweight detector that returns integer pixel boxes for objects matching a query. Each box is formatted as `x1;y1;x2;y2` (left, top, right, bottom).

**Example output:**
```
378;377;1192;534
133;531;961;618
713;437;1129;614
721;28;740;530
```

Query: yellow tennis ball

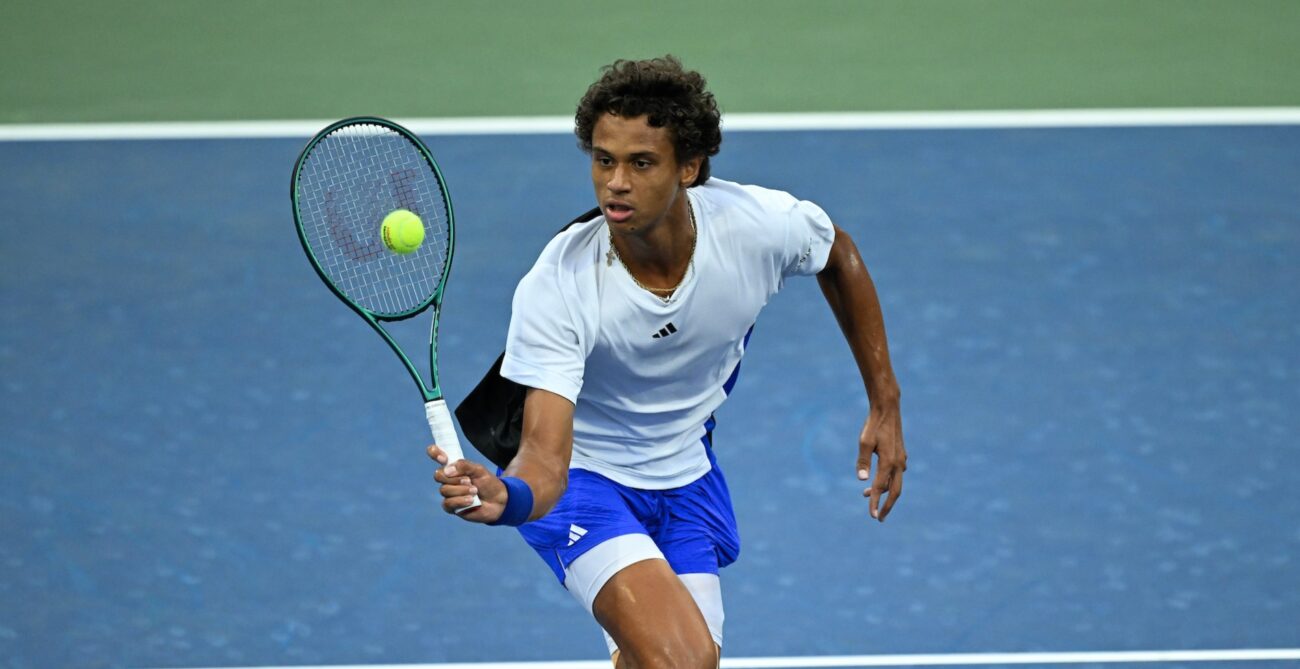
381;209;425;254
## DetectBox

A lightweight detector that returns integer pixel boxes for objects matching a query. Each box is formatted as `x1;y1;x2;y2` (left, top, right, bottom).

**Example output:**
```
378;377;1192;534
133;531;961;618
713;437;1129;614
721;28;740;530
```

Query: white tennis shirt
501;178;836;489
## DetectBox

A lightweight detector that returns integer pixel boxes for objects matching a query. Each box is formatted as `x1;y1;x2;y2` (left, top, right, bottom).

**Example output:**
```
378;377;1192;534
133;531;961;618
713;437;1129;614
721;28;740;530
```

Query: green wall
3;0;1298;123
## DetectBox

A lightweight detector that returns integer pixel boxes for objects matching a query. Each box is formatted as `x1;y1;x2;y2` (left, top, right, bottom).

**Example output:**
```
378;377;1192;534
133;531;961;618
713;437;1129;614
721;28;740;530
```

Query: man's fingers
856;437;877;482
441;495;480;514
879;470;904;521
433;465;458;485
429;453;491;519
438;481;478;500
864;464;901;522
865;481;882;520
455;459;491;479
435;458;479;482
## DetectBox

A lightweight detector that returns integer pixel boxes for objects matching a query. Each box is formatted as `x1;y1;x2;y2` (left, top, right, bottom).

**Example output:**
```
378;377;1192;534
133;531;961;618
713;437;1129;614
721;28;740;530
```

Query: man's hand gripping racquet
291;116;480;510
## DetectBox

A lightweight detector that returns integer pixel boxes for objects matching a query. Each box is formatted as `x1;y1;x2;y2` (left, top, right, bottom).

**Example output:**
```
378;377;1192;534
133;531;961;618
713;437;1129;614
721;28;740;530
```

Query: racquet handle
425;399;483;511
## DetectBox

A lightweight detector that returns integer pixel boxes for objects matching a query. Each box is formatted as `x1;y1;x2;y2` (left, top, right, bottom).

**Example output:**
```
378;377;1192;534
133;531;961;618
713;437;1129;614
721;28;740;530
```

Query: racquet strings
295;122;450;317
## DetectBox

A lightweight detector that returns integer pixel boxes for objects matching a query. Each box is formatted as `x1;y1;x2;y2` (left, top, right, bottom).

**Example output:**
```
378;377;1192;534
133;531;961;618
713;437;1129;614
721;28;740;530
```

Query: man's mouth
605;202;634;223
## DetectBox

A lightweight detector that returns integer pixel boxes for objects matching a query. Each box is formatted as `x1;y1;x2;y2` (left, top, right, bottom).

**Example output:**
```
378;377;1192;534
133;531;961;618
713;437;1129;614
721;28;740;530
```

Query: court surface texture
2;116;1298;668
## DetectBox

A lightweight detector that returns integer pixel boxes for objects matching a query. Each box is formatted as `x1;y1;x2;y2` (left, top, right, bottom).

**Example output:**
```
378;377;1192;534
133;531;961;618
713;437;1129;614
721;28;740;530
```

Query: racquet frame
290;116;456;404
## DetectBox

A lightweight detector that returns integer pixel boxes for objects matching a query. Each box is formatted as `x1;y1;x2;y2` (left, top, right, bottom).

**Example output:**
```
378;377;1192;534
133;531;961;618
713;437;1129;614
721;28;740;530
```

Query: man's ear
680;156;703;187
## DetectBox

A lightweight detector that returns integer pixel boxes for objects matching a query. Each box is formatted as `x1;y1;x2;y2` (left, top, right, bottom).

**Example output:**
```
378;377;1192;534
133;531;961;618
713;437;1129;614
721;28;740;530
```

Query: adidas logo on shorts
567;524;588;547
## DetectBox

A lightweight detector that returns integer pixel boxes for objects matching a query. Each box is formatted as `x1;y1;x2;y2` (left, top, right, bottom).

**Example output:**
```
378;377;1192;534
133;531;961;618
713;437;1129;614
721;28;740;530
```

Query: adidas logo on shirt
567;524;588;547
651;322;678;339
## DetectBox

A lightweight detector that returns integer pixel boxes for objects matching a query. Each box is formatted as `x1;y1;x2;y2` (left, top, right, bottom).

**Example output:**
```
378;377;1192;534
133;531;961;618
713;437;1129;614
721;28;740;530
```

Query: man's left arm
815;225;906;521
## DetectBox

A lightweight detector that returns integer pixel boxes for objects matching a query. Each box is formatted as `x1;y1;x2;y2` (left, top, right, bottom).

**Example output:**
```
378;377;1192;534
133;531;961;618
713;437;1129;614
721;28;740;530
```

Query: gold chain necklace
606;196;697;304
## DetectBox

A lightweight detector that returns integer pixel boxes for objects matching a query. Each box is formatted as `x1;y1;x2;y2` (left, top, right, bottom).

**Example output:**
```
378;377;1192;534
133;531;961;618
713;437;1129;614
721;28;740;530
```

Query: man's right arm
502;387;574;520
430;386;573;524
434;238;587;524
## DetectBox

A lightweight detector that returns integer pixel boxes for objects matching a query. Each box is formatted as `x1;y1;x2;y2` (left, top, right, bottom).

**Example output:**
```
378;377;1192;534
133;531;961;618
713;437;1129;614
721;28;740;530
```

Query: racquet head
291;117;454;320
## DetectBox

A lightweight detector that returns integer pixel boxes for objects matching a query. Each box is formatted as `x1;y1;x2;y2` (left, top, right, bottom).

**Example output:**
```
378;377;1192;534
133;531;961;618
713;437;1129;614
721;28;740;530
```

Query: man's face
590;113;700;234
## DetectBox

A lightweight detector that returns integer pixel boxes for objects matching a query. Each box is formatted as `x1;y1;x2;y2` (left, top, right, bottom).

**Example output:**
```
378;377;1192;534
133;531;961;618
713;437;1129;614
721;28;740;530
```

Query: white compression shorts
563;533;725;654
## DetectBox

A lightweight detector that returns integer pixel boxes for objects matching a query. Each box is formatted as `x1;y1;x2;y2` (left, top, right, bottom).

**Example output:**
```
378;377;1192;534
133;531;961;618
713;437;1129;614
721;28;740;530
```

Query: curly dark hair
575;55;722;187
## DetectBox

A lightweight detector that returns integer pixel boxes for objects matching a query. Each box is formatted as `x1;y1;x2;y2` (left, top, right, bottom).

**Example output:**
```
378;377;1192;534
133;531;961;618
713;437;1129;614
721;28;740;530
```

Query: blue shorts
517;436;741;584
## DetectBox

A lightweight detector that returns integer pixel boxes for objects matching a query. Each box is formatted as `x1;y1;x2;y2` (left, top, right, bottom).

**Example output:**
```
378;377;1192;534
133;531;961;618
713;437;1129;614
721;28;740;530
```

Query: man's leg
611;645;718;669
608;573;722;668
592;558;717;669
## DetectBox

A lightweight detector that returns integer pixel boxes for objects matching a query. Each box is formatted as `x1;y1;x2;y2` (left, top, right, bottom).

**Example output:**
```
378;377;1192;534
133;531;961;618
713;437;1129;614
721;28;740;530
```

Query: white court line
3;108;1300;141
171;647;1300;669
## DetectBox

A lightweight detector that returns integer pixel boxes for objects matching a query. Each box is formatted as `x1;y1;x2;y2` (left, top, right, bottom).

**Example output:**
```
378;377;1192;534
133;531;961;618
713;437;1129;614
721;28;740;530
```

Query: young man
429;56;906;669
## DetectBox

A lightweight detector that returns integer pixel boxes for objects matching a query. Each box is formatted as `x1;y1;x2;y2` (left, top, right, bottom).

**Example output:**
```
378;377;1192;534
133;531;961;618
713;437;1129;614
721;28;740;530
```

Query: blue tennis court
1;123;1298;668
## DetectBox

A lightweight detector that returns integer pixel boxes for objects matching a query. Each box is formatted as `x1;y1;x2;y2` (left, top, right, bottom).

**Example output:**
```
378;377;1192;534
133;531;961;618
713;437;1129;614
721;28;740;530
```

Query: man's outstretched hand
857;405;906;522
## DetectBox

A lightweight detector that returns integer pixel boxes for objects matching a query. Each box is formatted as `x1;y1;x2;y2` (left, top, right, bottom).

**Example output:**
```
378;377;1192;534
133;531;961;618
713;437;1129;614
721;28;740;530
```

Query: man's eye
597;157;613;166
634;160;651;169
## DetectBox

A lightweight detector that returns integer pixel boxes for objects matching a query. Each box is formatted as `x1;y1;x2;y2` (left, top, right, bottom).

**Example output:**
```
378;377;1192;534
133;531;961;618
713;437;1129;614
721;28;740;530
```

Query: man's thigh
592;557;717;668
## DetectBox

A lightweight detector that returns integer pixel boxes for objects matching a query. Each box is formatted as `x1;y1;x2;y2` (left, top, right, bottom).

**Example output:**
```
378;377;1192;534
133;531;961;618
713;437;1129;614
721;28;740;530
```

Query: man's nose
607;164;631;192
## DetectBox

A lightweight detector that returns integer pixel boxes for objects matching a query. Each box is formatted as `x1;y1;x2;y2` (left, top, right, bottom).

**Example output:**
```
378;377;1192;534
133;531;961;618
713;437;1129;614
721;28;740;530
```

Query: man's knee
616;639;717;669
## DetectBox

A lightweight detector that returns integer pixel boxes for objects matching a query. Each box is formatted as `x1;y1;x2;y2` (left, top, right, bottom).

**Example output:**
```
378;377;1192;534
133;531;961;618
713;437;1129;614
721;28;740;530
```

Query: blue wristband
490;476;534;527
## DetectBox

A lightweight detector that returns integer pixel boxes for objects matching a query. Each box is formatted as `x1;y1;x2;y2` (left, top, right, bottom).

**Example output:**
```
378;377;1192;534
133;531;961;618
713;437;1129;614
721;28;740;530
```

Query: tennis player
430;56;906;669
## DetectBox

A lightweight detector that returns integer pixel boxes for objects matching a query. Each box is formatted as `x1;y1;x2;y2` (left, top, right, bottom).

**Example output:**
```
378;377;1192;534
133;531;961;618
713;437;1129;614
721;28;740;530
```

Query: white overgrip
425;399;482;510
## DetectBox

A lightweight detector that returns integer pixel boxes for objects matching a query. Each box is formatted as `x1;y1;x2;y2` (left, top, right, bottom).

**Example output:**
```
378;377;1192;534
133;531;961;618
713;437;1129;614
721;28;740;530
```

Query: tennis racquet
290;116;480;509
